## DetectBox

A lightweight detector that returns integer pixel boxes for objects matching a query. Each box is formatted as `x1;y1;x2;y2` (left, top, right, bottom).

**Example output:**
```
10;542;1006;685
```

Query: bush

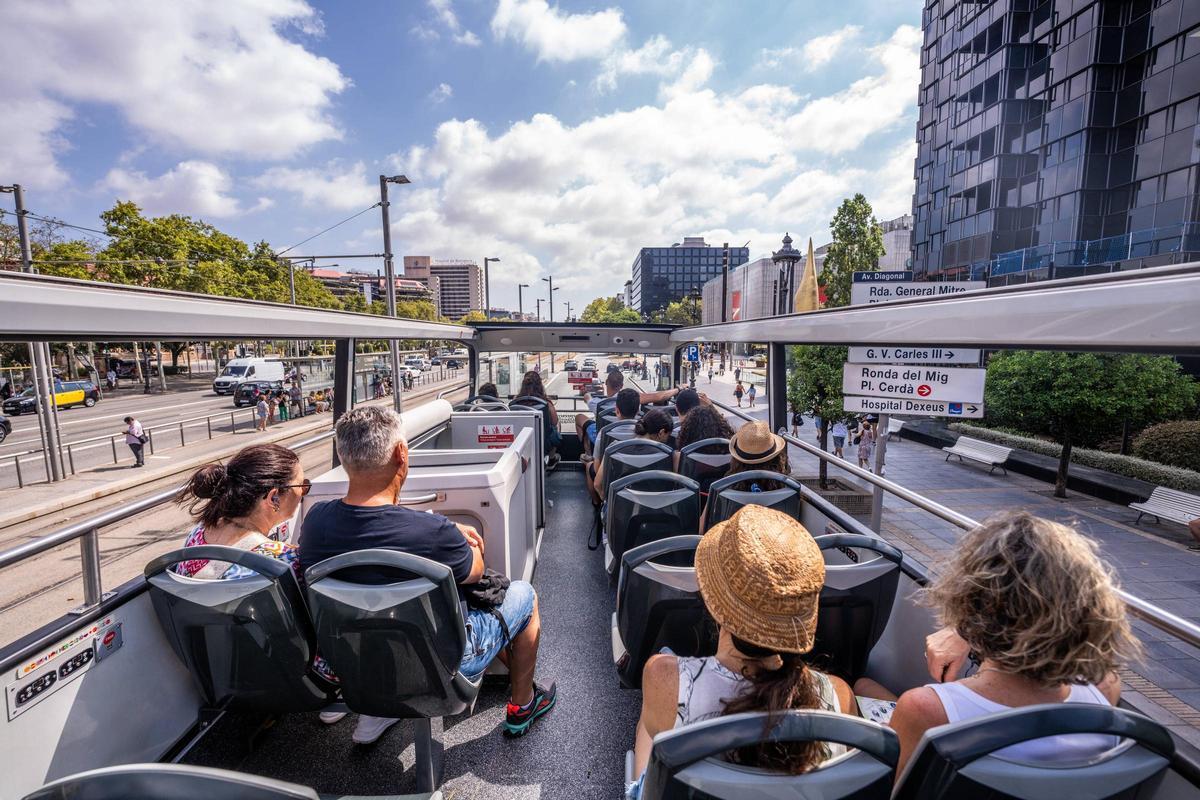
1133;421;1200;472
949;423;1200;492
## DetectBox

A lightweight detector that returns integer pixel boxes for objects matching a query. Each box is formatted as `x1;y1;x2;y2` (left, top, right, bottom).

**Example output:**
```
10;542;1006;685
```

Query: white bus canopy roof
471;322;676;354
0;272;474;342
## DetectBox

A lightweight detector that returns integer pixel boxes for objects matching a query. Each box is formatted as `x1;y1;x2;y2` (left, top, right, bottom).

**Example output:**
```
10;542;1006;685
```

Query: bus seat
599;438;675;506
605;471;700;579
509;395;552;454
594;396;617;430
705;471;802;530
595;419;636;462
304;550;482;793
613;536;715;689
893;704;1174;800
638;710;899;800
21;763;443;800
811;533;902;681
144;546;336;712
677;438;731;494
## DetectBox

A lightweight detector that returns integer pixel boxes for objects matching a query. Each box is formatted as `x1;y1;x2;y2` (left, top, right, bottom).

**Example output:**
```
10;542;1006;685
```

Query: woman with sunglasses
173;443;312;580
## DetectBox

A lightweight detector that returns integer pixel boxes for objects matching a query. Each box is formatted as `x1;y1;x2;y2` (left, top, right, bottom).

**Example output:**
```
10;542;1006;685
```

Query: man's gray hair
334;405;407;472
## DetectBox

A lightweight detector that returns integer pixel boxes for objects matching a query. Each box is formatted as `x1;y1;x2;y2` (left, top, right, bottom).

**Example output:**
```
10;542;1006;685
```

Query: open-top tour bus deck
0;267;1199;799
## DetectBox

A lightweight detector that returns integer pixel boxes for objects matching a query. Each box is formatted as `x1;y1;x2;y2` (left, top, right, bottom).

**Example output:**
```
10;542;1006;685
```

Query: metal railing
708;397;1200;650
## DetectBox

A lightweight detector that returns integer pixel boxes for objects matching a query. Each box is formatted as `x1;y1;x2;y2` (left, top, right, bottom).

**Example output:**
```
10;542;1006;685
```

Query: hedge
948;423;1200;492
1133;420;1200;472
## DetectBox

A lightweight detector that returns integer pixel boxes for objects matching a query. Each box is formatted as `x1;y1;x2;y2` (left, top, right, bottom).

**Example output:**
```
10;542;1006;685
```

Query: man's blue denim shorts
460;579;536;679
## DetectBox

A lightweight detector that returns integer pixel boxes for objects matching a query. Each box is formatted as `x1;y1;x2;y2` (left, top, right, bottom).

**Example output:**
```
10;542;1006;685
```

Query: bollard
207;417;212;439
66;444;76;475
230;411;237;433
73;529;104;614
179;421;185;447
110;436;118;464
14;456;23;488
147;429;155;454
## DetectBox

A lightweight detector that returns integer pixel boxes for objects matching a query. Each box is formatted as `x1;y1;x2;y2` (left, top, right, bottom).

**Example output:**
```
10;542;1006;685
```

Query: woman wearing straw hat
626;505;857;798
700;420;791;532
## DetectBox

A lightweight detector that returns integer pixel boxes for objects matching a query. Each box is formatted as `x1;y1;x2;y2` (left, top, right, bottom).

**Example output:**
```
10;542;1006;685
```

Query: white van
212;358;286;394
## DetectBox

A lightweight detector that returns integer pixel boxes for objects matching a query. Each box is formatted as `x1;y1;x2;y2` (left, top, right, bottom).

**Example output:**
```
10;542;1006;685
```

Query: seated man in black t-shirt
300;406;556;742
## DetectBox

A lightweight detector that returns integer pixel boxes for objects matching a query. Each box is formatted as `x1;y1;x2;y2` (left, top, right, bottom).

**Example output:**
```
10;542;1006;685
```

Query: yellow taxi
2;381;101;416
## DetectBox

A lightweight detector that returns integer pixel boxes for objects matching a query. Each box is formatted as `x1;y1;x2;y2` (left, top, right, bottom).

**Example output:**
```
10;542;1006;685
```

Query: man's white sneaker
352;715;400;744
319;711;347;725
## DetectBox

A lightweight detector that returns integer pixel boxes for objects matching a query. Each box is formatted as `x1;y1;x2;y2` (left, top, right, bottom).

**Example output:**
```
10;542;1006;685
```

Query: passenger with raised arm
173;444;309;580
299;406;555;742
575;369;680;455
856;511;1135;774
627;505;858;799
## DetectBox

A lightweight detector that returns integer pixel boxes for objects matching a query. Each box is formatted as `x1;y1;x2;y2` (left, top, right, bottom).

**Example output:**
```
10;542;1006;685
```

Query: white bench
886;417;905;442
942;436;1012;475
1130;486;1200;527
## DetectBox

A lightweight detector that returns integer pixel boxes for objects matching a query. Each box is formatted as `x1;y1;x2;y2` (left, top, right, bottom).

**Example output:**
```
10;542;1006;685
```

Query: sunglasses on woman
279;479;312;496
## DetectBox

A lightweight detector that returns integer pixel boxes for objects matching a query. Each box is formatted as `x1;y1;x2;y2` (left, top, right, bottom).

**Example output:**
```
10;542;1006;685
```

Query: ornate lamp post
771;233;802;316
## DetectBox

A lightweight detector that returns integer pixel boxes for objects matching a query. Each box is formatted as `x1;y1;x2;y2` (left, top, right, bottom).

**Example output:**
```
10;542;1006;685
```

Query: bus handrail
708;397;1200;649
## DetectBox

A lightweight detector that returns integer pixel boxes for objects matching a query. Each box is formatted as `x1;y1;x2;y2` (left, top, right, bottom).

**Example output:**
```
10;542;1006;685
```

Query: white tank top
676;656;846;761
926;680;1119;762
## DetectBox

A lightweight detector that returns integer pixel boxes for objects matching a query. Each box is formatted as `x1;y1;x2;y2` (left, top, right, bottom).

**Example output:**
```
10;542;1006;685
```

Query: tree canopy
819;193;885;308
786;345;848;487
984;351;1197;496
580;296;641;324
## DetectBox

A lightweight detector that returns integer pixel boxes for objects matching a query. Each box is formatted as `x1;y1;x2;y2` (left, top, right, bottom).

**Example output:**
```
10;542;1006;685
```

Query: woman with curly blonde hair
860;511;1137;773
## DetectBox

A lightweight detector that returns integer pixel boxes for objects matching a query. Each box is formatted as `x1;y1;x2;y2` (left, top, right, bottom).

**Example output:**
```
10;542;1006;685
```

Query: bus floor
181;466;638;799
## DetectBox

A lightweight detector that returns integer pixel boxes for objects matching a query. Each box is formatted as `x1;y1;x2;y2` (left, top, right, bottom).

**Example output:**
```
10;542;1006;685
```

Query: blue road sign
685;344;700;362
948;402;963;415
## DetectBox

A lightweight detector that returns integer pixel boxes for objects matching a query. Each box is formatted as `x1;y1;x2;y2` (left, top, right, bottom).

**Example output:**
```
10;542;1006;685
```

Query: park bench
886;417;905;442
942;435;1012;474
1129;486;1200;527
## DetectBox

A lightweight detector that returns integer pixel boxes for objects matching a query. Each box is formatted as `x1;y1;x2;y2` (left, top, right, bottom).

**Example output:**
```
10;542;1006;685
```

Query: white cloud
100;161;272;218
386;24;919;306
597;35;716;99
0;0;349;188
759;24;862;71
429;82;454;104
786;25;922;154
414;0;481;46
251;161;376;212
491;0;626;62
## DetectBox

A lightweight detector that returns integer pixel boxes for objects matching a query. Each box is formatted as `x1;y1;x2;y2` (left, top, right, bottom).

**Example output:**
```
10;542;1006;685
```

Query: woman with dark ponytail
173;443;311;580
592;408;673;495
626;506;858;798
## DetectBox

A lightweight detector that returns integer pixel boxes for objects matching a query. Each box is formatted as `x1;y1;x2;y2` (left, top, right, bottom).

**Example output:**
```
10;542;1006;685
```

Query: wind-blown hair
923;511;1136;687
677;404;734;450
517;371;547;400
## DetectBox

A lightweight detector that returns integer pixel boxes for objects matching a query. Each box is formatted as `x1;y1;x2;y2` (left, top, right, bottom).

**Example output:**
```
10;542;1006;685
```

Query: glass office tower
912;0;1200;284
630;238;749;314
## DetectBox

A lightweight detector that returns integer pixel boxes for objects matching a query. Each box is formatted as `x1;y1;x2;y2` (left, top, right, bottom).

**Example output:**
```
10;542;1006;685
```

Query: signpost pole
869;414;889;533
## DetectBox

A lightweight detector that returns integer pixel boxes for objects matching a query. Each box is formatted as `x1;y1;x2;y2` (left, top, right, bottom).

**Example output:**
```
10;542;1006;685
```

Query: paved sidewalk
694;372;1200;744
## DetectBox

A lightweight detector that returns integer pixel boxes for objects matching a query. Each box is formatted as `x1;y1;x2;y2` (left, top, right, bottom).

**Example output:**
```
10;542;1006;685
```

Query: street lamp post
541;276;555;322
518;283;529;320
564;300;572;321
536;298;542;322
771;233;801;316
379;173;411;413
484;257;500;318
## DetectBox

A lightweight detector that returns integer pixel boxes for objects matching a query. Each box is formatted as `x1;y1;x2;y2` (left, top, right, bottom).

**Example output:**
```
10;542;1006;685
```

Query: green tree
581;296;642;324
649;298;700;325
984;351;1197;497
457;310;489;324
820;194;885;308
786;345;848;488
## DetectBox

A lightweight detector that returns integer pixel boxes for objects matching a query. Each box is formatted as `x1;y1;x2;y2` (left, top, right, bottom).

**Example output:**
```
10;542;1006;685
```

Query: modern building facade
879;214;914;270
630;237;749;313
404;256;483;319
912;0;1200;283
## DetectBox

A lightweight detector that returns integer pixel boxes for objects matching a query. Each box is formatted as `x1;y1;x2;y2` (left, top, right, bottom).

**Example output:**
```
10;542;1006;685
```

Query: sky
0;0;924;315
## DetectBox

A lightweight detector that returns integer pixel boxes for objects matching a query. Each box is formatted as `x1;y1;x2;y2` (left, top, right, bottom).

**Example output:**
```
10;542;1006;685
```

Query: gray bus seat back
607;471;701;572
893;704;1175;800
304;549;480;719
144;546;334;711
643;710;899;800
678;438;732;495
595;419;636;463
811;534;903;681
601;439;674;503
615;536;715;688
706;472;802;530
22;763;321;800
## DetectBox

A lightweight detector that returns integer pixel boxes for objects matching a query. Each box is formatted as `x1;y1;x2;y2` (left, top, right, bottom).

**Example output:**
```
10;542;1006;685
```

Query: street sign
847;346;981;365
853;270;912;283
685;344;700;362
850;280;987;306
567;370;596;386
842;363;986;403
843;395;985;419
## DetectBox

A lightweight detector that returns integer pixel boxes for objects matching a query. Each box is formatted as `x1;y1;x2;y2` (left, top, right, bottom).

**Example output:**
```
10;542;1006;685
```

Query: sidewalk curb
0;415;333;530
0;381;469;530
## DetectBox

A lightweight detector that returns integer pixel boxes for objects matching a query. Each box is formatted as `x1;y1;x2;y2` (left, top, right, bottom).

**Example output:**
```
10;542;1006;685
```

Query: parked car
445;358;462;369
233;380;284;408
2;380;100;416
0;414;10;443
430;356;443;367
402;357;424;373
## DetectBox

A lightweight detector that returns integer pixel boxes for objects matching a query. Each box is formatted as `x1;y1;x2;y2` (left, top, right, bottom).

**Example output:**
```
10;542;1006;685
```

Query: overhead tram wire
274;202;382;258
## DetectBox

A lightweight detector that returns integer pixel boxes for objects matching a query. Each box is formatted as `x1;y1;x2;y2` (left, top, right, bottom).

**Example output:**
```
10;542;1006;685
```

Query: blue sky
1;0;923;314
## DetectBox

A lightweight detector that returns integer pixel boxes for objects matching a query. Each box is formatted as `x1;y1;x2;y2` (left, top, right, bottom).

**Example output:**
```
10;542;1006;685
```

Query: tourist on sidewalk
123;416;146;467
831;419;848;458
256;396;269;431
790;405;804;437
733;381;745;407
856;419;876;471
746;383;757;408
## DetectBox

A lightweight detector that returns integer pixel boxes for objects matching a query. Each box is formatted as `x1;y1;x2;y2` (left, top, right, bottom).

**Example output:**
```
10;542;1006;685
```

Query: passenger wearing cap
699;420;790;532
626;506;857;798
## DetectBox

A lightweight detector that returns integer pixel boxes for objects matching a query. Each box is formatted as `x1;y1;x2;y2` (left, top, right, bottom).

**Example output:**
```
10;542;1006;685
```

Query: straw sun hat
729;420;787;465
696;505;824;654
